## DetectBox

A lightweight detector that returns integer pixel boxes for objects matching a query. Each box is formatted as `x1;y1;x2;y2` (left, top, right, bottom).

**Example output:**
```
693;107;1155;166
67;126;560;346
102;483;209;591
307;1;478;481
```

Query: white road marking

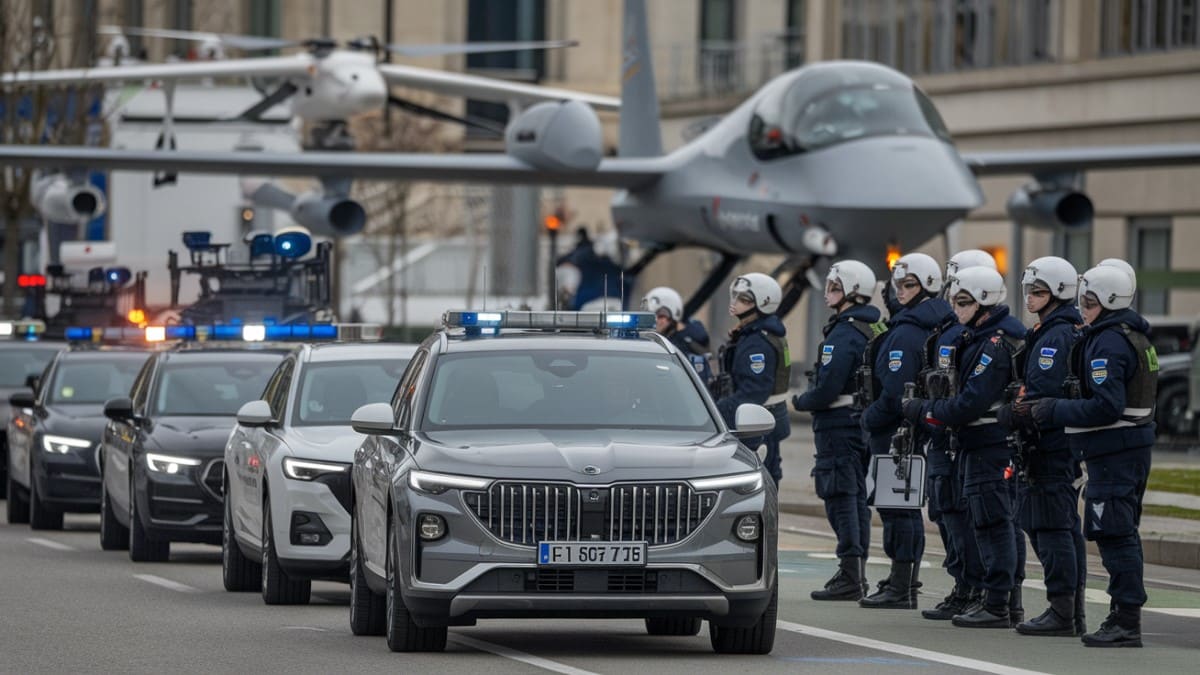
132;574;198;593
1144;608;1200;618
26;537;74;552
450;634;599;675
283;626;330;632
778;621;1053;675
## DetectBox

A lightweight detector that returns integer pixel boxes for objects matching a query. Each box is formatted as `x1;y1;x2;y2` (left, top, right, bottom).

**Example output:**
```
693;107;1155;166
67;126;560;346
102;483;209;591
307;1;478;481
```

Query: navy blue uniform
669;319;714;385
1010;303;1087;600
1040;309;1156;608
794;304;879;559
862;297;949;563
717;314;791;484
915;306;1025;609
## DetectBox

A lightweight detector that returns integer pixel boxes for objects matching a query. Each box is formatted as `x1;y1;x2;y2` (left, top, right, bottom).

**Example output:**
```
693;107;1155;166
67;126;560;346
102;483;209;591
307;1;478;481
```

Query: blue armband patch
1091;358;1108;385
749;353;765;374
937;345;954;369
1038;346;1057;371
971;353;992;378
820;344;834;366
888;350;903;372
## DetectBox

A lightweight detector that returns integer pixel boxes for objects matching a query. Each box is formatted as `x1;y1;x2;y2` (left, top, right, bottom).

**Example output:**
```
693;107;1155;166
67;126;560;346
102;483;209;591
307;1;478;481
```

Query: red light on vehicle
18;274;47;288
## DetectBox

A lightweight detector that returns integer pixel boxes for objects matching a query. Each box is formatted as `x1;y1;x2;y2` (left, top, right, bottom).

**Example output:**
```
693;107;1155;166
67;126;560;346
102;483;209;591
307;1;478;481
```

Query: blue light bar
0;320;45;340
275;231;312;259
312;324;338;339
105;266;132;286
210;325;242;340
65;327;93;341
442;310;655;332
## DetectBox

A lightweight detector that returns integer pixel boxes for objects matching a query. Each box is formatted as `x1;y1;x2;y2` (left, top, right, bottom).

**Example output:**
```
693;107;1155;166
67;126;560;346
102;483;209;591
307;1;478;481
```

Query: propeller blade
236;81;298;121
387;95;504;136
98;25;299;51
385;39;578;57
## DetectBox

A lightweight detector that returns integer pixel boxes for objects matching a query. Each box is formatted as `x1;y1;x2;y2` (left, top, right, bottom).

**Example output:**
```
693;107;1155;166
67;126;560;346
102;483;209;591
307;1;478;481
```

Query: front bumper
270;465;352;581
34;445;101;511
137;456;224;544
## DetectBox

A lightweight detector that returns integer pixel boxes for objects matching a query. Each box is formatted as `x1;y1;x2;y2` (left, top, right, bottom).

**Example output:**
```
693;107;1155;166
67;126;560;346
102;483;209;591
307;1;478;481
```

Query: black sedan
0;338;66;499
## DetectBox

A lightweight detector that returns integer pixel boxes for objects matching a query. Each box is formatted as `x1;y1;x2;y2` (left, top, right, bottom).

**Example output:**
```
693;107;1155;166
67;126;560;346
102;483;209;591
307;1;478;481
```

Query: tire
1157;381;1196;437
261;496;311;605
709;581;777;655
99;474;129;551
385;517;446;652
6;473;29;524
349;516;386;636
645;616;703;636
128;473;169;562
1;459;7;500
222;487;260;591
28;469;63;531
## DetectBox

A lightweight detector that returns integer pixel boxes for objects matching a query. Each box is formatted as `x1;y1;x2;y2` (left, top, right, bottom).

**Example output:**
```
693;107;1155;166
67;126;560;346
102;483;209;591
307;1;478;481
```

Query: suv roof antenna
620;267;625;311
482;264;488;311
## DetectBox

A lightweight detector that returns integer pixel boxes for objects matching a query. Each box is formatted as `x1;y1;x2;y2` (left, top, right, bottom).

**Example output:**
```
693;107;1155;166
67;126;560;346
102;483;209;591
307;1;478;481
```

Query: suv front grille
463;482;718;547
200;459;224;500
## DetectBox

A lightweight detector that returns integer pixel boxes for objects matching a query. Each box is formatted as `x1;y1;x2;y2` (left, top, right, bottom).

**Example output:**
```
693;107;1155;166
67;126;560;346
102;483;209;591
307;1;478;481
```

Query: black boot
859;561;915;609
1009;585;1024;624
1016;595;1076;636
1081;605;1142;648
922;583;972;621
952;591;1011;628
909;561;922;605
812;556;863;601
1074;585;1087;635
861;558;869;597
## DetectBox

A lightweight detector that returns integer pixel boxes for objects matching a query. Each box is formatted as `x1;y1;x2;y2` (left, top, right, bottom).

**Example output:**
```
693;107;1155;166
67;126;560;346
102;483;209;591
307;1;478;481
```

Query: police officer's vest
1065;322;1159;433
852;319;890;409
811;317;873;409
762;330;792;406
959;329;1024;428
919;324;965;400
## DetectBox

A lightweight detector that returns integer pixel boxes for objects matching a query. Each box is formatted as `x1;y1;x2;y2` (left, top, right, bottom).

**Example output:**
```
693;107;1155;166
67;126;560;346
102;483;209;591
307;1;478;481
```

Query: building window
784;0;806;68
1129;216;1171;314
124;0;144;55
1102;0;1200;56
248;0;281;39
700;0;739;93
466;0;547;134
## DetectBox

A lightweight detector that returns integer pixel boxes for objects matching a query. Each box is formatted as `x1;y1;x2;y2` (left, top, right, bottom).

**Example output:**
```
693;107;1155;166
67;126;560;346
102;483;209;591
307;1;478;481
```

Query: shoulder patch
888;350;903;372
971;353;993;378
1038;346;1057;371
820;344;835;366
1091;357;1108;385
749;353;766;374
937;345;954;369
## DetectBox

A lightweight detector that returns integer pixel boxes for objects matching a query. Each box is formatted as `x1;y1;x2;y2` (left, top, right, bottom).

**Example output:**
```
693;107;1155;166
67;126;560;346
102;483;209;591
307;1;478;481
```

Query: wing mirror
731;403;776;438
9;390;35;409
236;400;275;428
351;402;396;435
24;374;40;391
103;397;135;422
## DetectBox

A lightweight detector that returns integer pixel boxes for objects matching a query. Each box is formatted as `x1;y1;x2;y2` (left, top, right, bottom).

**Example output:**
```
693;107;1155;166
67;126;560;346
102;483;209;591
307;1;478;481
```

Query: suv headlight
146;452;202;474
283;457;348;481
42;435;92;454
408;470;490;495
690;471;764;495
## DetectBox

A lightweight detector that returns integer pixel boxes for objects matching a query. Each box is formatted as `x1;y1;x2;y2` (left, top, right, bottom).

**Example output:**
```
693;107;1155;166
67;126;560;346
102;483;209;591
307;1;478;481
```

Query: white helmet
1098;258;1137;294
827;260;877;302
1079;265;1135;311
1021;256;1078;301
730;273;782;314
891;253;943;294
641;286;684;321
946;249;997;278
948;266;1007;306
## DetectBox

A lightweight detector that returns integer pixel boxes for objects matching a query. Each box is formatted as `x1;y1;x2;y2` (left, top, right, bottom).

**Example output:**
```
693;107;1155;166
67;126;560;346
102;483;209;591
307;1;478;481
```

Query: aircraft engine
30;173;106;223
506;99;603;172
1005;183;1094;229
290;190;367;238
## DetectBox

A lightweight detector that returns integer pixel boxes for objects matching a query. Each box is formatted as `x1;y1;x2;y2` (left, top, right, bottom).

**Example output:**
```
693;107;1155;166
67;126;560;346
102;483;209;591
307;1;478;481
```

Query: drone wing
378;64;620;111
0;55;308;86
962;143;1200;176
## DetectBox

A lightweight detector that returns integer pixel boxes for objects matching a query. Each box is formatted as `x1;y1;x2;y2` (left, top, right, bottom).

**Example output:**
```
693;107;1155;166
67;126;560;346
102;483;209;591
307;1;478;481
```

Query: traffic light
886;243;902;270
544;205;567;232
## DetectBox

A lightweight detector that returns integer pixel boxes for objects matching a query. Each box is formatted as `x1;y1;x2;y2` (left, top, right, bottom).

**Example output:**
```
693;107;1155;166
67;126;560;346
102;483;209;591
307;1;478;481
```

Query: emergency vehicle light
274;231;312;259
106;267;132;286
71;323;380;344
442;310;655;331
17;274;47;288
0;320;45;339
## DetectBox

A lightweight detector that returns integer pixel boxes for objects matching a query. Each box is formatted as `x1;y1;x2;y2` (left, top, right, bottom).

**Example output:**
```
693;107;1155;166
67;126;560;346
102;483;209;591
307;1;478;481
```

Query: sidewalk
776;413;1200;570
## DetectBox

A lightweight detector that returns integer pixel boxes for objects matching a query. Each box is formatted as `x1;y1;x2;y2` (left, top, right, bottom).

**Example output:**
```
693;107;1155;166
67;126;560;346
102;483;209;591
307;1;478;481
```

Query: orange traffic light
543;214;562;232
982;246;1008;275
128;308;146;326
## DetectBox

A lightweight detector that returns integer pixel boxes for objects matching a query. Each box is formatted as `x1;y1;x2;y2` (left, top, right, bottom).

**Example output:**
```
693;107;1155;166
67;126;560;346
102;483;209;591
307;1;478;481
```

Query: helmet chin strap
736;307;760;322
969;303;991;326
902;289;930;310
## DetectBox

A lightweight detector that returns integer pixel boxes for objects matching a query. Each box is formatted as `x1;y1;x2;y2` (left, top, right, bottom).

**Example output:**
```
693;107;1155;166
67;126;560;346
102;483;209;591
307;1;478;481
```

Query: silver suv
347;311;779;654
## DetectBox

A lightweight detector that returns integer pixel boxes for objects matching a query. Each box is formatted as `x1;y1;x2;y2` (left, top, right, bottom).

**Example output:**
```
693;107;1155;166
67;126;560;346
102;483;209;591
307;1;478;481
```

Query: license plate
538;541;647;567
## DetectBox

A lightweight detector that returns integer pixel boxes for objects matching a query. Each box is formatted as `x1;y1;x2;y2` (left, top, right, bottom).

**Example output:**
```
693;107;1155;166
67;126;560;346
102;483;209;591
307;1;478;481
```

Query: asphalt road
2;507;1199;674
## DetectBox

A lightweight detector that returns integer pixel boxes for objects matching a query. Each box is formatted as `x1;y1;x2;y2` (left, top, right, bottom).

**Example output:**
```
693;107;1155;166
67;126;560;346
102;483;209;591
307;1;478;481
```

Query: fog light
735;514;761;542
298;533;321;545
418;513;446;541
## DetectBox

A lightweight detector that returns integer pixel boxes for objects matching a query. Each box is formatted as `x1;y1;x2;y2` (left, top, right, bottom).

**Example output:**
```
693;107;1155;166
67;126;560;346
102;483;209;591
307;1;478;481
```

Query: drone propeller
235;81;299;121
382;39;579;58
387;95;504;136
99;26;300;52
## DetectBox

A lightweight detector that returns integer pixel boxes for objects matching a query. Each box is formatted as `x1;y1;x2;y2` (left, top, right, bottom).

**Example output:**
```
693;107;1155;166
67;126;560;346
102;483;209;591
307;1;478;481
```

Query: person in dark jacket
859;252;949;610
1021;264;1157;648
641;286;714;385
902;266;1025;628
716;273;791;485
794;260;882;601
1000;256;1089;637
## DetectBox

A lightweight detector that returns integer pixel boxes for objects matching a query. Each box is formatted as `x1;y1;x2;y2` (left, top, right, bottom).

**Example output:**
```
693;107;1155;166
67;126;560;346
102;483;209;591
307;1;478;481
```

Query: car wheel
28;467;63;531
645;616;703;636
261;496;311;605
6;471;30;524
1157;381;1196;437
350;516;386;636
222;487;260;591
385;516;447;652
128;472;169;562
709;580;777;655
0;459;7;500
99;472;129;551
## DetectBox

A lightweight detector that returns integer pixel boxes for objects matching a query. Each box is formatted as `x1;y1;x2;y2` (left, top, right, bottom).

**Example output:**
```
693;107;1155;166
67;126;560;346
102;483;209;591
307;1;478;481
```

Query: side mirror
236;400;275;428
731;403;775;438
24;374;40;391
351;402;396;435
9;391;35;409
103;397;135;422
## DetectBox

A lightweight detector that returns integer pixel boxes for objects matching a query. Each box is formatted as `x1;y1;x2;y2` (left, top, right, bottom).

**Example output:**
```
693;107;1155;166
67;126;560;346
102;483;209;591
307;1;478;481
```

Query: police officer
921;250;997;621
860;252;950;610
1021;264;1156;648
716;273;791;485
641;286;714;386
902;267;1026;627
793;260;880;601
999;256;1088;637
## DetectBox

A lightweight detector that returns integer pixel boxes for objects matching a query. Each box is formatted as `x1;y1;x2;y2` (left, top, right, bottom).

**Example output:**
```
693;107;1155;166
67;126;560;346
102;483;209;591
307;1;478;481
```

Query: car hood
42;404;109;444
147;416;236;458
413;429;759;482
284;426;363;463
1158;352;1191;373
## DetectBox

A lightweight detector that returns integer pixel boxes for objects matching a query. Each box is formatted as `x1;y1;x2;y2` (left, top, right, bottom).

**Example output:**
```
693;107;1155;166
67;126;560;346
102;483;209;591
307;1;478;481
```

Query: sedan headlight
408;470;490;495
283;457;349;481
146;452;202;475
690;471;765;495
42;435;92;454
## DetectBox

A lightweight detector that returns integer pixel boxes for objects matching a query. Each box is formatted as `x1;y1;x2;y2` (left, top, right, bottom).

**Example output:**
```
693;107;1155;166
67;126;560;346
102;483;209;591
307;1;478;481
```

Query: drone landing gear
770;255;824;320
682;253;742;321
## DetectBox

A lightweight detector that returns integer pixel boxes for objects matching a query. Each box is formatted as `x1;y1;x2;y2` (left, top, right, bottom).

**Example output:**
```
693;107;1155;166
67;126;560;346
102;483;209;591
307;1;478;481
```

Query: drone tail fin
618;0;662;158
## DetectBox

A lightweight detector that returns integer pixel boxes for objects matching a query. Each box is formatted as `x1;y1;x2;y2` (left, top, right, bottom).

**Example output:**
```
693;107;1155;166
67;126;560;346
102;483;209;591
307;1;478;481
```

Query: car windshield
293;359;410;426
421;350;716;432
153;354;282;416
0;346;61;387
47;353;147;405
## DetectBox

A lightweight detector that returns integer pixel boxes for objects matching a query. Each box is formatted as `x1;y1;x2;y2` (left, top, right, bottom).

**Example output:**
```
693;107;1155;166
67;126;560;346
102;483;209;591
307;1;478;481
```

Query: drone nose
352;69;388;111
